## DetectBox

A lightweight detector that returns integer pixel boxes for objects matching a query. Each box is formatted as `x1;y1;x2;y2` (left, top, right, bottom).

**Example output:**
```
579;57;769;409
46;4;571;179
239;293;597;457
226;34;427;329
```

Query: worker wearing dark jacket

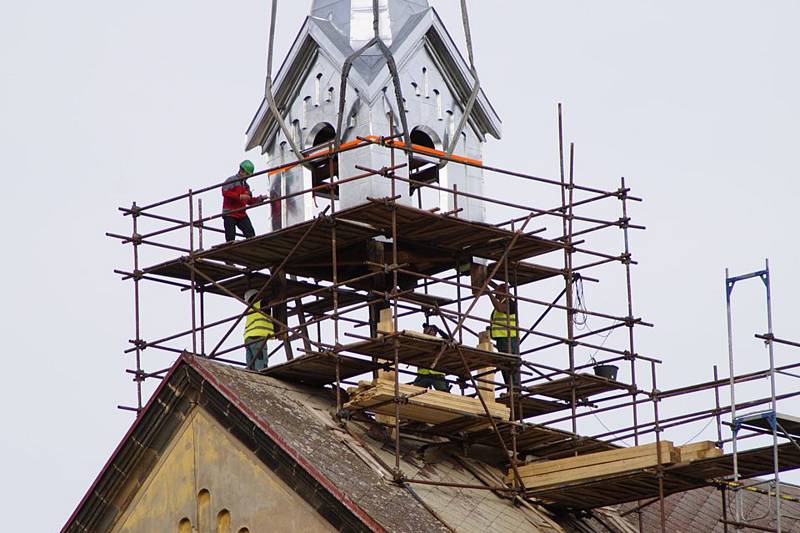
222;160;260;242
488;282;521;390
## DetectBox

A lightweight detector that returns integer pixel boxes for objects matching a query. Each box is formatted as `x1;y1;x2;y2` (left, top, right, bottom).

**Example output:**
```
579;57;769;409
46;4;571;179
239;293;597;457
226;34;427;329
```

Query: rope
679;417;716;446
264;0;307;166
443;0;481;164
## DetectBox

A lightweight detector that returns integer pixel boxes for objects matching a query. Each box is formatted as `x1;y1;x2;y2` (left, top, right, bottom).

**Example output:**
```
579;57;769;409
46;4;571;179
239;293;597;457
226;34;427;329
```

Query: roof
246;7;502;151
624;483;800;532
64;353;636;532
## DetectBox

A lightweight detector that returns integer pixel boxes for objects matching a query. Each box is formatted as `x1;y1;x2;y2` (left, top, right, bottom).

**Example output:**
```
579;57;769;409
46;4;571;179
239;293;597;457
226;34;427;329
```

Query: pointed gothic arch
309;122;339;199
409;127;441;194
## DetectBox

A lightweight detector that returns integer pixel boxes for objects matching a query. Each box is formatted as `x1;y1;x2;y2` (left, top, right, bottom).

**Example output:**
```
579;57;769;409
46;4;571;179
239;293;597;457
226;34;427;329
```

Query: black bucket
593;364;619;381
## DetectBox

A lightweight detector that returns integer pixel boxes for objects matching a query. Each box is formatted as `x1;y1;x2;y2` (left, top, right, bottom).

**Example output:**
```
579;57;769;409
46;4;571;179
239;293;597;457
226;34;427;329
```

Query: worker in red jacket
222;160;261;242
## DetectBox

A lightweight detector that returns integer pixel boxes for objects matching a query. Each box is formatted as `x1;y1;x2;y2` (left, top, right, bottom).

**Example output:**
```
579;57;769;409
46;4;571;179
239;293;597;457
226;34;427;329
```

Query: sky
1;1;799;530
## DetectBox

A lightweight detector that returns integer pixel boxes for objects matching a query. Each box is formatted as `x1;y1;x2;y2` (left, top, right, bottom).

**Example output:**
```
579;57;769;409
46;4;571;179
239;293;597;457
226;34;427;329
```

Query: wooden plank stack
345;380;510;428
510;440;723;490
677;441;723;462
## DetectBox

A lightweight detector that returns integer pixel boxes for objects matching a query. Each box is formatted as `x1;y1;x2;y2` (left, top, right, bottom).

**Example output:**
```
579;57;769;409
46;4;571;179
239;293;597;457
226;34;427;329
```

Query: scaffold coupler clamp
392;469;406;484
649;388;661;402
336;408;352;424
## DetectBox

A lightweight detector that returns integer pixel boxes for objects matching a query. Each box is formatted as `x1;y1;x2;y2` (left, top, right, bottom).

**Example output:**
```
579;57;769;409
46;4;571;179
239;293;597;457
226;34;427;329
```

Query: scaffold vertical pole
763;260;782;531
725;266;742;523
188;189;197;355
389;116;403;480
131;201;143;412
198;198;206;355
714;365;730;532
651;361;666;533
330;151;341;412
621;176;643;533
558;104;578;435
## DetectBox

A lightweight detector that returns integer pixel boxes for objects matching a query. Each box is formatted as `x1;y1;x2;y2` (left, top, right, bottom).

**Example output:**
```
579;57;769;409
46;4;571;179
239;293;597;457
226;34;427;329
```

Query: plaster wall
110;408;335;533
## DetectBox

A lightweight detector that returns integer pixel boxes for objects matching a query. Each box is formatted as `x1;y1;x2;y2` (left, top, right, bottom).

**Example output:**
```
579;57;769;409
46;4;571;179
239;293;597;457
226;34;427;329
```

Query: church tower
246;0;501;229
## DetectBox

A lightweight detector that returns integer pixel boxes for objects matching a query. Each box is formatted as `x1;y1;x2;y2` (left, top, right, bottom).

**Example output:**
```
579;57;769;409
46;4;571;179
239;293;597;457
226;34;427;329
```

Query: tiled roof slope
193;356;634;532
65;354;640;532
623;482;800;532
192;356;449;533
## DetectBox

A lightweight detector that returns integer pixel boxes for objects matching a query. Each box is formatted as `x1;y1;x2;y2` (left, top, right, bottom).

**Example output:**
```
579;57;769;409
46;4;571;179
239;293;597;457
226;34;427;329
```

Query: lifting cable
442;0;481;167
335;0;411;151
263;0;309;169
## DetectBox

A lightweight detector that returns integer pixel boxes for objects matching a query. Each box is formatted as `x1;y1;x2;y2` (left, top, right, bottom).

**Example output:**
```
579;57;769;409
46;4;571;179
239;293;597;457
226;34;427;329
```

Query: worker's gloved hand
240;194;252;202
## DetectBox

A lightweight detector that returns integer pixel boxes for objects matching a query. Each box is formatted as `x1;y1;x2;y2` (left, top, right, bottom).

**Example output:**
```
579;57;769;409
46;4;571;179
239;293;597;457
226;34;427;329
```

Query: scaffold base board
488;260;562;286
469;422;618;457
525;373;629;402
737;410;800;439
525;442;800;510
496;394;571;420
342;330;520;378
337;200;563;263
261;352;381;387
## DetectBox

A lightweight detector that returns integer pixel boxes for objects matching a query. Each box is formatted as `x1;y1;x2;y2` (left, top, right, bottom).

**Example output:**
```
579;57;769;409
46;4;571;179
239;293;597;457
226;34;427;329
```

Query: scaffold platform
142;200;564;287
526;442;800;510
342;331;520;377
525;373;629;402
497;394;571;420
261;352;382;387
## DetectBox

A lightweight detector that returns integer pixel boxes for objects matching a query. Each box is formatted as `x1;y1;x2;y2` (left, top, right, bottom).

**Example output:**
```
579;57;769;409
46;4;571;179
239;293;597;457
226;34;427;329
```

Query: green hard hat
239;160;255;174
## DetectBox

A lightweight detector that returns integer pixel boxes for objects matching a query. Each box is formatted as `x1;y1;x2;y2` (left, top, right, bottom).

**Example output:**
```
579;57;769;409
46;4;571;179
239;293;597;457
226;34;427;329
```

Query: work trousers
495;336;521;390
412;374;450;392
224;215;256;242
245;336;269;371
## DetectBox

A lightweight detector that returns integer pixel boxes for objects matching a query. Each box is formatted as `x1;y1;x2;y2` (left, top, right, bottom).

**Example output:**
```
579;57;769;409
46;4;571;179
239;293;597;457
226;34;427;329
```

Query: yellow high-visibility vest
244;301;274;340
490;307;517;339
417;368;445;377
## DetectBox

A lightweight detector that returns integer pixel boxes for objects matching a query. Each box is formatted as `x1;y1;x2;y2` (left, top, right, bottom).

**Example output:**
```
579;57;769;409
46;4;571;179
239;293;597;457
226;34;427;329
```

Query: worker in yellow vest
411;323;450;392
488;282;521;390
244;289;275;371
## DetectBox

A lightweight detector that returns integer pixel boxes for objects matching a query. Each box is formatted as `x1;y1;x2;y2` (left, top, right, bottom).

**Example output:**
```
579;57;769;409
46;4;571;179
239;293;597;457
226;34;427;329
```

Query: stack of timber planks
345;380;510;428
510;441;722;490
677;441;723;462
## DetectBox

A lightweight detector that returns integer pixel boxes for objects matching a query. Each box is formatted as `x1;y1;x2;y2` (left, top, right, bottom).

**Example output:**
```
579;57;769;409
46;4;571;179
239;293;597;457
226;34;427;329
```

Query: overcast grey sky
1;1;799;530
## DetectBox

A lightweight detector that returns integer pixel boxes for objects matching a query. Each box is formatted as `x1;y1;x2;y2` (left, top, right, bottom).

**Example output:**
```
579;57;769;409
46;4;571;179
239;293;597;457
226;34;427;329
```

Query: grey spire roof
311;0;430;50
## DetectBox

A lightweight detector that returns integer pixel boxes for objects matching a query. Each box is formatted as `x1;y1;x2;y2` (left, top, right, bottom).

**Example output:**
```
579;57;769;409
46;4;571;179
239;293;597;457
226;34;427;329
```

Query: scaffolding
109;122;800;532
105;3;800;531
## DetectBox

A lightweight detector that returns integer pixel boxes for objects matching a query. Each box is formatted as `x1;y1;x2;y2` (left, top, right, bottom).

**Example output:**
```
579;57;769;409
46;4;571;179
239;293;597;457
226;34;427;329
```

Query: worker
222;160;261;242
411;323;450;392
488;281;521;390
243;289;274;371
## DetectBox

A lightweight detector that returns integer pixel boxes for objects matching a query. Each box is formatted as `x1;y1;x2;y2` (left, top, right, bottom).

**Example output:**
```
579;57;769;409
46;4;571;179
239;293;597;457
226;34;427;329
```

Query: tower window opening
411;82;420;97
314;73;323;106
434;90;442;120
326;86;334;103
446;110;455;138
423;67;429;98
409;128;439;194
302;97;312;129
309;124;339;199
